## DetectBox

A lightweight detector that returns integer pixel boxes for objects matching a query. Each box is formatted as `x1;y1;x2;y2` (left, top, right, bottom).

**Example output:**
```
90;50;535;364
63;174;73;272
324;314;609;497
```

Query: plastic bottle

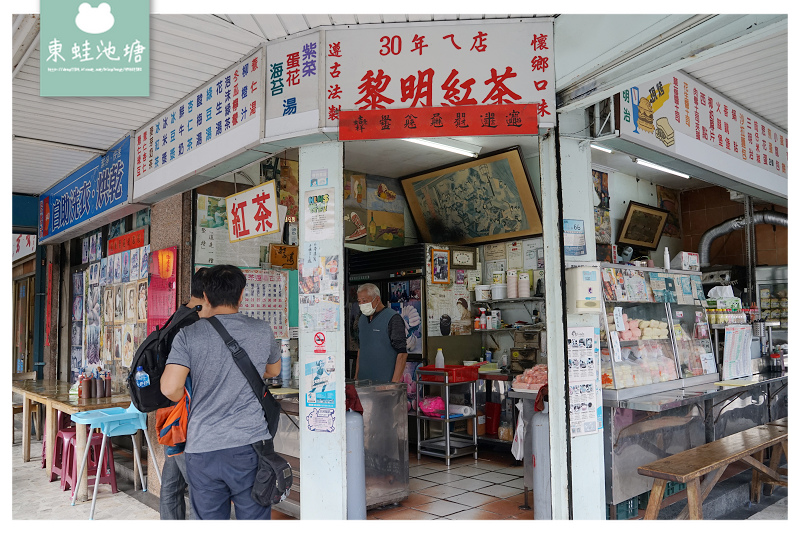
435;348;445;368
485;349;492;363
280;339;291;384
473;316;481;330
663;247;671;271
479;309;487;330
134;366;150;388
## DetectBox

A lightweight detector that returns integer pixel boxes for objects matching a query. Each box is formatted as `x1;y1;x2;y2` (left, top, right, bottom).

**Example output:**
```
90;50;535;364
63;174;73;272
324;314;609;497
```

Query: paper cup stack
506;269;518;298
518;271;531;297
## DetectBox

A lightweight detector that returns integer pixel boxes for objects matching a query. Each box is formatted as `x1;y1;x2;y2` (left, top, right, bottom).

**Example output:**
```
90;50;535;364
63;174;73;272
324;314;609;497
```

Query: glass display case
669;304;716;378
598;264;718;400
600;302;680;390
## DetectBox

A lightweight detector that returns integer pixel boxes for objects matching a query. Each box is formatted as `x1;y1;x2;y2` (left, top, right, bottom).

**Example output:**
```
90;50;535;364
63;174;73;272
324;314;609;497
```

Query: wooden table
11;379;132;502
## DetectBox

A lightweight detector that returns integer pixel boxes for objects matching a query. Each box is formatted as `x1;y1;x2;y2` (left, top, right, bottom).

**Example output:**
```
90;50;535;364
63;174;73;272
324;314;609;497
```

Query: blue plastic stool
69;403;161;519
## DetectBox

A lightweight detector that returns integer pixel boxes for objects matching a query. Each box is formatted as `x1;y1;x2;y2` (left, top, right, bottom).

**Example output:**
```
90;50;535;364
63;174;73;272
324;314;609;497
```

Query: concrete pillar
558;108;607;519
297;142;347;519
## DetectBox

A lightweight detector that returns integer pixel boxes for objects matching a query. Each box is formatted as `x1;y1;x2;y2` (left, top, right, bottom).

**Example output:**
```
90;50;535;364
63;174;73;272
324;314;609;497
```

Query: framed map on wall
401;147;542;245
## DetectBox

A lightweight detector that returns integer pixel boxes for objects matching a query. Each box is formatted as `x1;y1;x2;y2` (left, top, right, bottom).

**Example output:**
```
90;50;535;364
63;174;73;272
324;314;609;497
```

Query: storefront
12;234;38;374
37;134;156;390
116;18;568;518
554;63;789;518
18;12;787;521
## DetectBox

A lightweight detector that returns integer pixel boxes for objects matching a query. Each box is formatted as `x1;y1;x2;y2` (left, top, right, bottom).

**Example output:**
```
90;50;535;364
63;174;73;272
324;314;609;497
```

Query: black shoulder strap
206;316;280;437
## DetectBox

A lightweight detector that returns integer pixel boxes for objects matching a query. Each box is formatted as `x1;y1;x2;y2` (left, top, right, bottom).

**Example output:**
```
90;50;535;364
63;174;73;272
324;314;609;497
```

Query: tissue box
670;251;700;271
705;297;742;310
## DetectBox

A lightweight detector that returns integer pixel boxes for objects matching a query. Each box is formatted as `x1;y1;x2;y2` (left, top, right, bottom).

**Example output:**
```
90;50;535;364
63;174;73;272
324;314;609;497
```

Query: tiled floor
367;449;533;520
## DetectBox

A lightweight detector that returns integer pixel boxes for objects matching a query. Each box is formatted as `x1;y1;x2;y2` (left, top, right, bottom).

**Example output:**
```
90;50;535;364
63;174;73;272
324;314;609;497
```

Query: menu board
240;268;289;339
195;194;286;267
567;326;603;437
721;325;753;380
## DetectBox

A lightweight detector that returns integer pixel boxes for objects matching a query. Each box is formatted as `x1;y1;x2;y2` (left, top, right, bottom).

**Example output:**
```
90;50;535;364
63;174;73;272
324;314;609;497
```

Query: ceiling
682;27;787;131
343;135;539;179
11;14;788;199
589;147;709;190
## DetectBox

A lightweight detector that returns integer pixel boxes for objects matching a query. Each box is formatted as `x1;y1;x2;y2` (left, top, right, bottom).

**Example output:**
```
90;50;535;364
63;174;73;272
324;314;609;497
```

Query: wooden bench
637;422;788;519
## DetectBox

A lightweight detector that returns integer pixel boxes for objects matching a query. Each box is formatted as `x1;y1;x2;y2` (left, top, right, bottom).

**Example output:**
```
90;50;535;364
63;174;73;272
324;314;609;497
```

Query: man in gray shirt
355;283;407;382
161;264;281;520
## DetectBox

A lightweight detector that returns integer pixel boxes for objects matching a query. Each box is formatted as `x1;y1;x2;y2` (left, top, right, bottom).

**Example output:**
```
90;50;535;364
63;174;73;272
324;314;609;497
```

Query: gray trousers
159;451;194;520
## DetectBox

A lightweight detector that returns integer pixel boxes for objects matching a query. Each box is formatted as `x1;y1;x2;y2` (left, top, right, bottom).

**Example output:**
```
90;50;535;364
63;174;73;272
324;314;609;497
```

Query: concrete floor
747;497;788;520
12;424;788;520
11;428;160;520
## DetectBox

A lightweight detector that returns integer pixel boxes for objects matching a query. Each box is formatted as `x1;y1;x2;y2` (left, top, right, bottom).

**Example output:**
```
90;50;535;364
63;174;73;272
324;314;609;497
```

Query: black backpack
127;305;200;412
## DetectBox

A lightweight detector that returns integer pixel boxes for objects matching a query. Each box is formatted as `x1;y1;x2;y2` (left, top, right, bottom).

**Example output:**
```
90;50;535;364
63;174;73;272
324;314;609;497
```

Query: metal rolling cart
415;366;478;466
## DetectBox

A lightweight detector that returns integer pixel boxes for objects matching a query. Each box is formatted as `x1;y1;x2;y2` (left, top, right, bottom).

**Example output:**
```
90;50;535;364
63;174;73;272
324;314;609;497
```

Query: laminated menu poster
649;272;678;303
721;325;753;380
240;268;289;339
567;326;603;436
195;194;286;267
298;255;340;332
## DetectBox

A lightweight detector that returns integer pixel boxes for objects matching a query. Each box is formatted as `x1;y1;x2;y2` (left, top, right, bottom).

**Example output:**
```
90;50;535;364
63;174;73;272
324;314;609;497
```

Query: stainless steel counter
602;371;788;505
269;381;410;517
603;371;787;412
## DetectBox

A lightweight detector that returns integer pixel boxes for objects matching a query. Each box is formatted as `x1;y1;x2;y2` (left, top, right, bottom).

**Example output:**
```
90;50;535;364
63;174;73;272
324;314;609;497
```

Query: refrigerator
346;244;428;375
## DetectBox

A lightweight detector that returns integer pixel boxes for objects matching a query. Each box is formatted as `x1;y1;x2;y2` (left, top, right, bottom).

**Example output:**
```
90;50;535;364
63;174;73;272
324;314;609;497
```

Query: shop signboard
133;47;266;202
265;32;322;136
338;103;537;140
619;70;788;197
324;19;555;129
226;180;281;243
108;228;146;255
38;135;133;244
12;234;37;262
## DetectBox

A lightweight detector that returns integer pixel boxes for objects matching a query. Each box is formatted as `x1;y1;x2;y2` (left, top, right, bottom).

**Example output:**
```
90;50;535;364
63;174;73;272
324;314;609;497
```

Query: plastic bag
511;400;525;460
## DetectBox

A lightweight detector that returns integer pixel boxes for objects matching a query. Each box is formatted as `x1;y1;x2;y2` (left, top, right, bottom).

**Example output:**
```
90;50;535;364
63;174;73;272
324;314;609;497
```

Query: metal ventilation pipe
698;210;788;266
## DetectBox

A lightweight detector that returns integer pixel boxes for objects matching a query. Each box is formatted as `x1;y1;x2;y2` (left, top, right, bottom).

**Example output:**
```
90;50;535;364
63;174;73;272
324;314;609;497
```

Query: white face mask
360;297;376;316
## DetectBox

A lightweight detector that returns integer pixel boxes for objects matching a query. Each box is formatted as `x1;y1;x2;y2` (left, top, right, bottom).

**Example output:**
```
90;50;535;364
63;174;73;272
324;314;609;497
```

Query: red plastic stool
42;411;75;469
62;431;118;496
49;427;78;483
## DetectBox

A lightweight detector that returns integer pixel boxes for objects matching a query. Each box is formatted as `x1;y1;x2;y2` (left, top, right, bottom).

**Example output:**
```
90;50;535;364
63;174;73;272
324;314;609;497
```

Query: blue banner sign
39;136;131;242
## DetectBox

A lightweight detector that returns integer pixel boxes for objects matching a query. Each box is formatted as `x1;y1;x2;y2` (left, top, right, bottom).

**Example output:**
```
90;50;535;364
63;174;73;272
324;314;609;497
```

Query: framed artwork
450;246;477;269
431;248;450;284
617;201;670;250
102;287;114;323
401;147;542;245
124;282;138;322
137;281;148;322
113;284;124;324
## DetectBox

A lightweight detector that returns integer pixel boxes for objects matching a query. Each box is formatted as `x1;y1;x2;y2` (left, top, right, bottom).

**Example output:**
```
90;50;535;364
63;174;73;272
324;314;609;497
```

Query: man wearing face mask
355;283;408;383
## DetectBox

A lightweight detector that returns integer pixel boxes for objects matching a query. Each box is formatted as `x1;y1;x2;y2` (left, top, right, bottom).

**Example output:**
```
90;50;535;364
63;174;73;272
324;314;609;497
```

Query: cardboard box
670;251;700;271
467;410;486;436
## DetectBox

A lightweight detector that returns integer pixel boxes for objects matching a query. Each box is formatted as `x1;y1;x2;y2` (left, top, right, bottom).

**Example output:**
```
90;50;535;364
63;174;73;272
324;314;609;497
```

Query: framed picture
401;147;542;245
431;248;450;284
124;282;138;322
617;201;670;250
450;246;477;269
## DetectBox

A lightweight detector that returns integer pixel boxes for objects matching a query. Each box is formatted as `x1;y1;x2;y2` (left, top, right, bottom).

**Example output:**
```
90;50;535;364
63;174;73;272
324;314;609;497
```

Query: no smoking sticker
314;331;327;353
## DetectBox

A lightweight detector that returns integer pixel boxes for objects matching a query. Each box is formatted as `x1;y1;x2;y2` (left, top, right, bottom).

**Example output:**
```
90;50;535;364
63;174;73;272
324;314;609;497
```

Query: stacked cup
506;269;518;298
518;271;531;297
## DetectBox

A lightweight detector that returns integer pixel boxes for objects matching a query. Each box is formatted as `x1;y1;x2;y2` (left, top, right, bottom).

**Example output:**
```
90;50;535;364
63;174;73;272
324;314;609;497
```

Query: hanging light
157;249;174;280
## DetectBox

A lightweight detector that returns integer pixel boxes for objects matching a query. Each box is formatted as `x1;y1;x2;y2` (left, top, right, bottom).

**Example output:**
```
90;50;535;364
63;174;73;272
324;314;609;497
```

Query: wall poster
567;326;603;437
